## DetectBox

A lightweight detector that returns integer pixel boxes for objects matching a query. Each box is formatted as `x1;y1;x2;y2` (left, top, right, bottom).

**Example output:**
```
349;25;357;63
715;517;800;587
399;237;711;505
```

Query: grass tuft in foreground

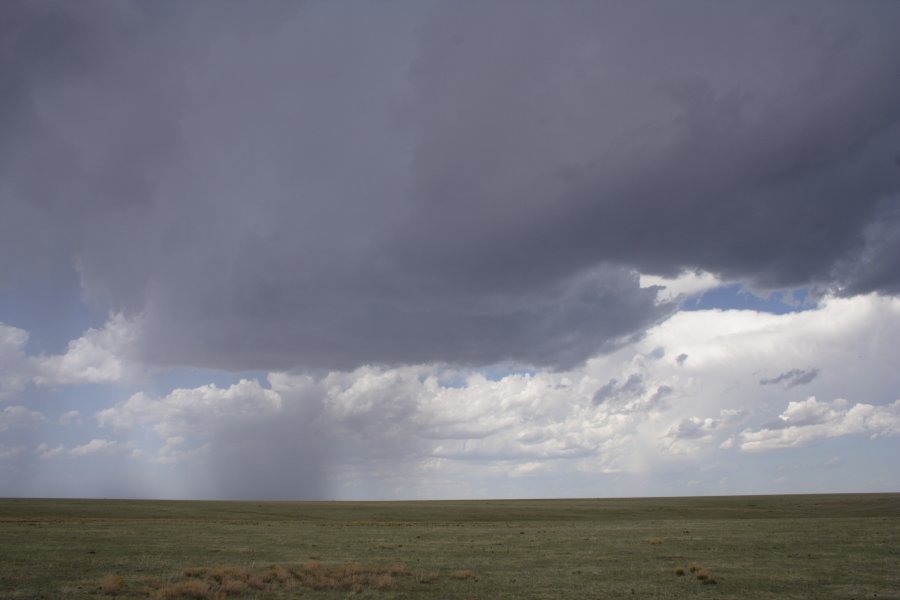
97;562;471;598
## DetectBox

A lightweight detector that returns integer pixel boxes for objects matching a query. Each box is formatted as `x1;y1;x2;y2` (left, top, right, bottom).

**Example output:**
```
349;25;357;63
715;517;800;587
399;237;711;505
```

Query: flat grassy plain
1;494;898;599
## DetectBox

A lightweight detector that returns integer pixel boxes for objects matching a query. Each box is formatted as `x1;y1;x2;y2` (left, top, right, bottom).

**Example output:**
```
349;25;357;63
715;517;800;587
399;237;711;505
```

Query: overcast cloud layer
1;1;899;500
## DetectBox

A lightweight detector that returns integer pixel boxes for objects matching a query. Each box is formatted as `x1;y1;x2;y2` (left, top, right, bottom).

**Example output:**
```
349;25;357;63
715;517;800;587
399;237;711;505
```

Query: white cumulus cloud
31;313;138;386
97;378;282;438
739;397;900;451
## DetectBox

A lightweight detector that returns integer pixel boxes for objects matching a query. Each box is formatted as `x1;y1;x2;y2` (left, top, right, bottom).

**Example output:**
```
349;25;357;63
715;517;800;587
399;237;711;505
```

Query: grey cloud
0;406;46;431
676;354;689;366
593;373;645;406
668;417;718;440
832;195;900;296
2;1;899;372
760;368;820;388
648;385;673;409
592;379;619;405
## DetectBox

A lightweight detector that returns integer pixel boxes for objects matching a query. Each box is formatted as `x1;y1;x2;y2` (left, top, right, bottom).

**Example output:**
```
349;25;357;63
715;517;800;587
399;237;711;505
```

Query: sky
1;0;899;500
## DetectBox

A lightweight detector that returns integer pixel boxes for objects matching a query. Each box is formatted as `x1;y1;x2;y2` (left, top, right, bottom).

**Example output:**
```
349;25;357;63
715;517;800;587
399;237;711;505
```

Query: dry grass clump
675;562;717;585
696;569;717;584
387;562;411;575
180;568;206;578
289;561;408;590
218;579;247;596
647;537;663;545
262;564;293;585
100;574;126;595
373;574;394;589
100;560;472;598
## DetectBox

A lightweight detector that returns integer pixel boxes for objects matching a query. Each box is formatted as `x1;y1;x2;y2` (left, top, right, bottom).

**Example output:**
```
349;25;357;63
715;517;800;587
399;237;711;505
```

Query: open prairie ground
0;494;898;599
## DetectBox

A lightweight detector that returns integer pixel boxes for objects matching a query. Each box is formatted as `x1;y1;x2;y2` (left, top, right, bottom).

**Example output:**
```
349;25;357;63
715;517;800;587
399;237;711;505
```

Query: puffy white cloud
662;409;749;455
36;443;66;460
739;397;900;451
31;313;138;386
36;438;129;459
97;378;281;438
1;314;140;406
68;438;122;457
0;405;45;431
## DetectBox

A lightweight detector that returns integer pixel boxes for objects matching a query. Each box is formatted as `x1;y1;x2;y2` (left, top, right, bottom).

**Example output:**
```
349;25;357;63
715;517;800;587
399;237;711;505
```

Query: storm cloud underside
2;0;899;373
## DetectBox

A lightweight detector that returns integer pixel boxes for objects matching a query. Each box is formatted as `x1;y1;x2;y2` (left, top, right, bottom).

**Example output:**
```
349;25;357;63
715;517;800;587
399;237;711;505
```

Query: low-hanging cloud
2;1;899;372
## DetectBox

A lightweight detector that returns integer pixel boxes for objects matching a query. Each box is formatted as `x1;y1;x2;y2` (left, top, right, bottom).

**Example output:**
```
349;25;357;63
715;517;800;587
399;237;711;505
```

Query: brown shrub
688;562;703;573
219;579;247;596
100;574;126;595
373;574;394;589
265;565;293;584
673;567;686;576
303;560;322;571
208;565;251;583
181;568;206;578
387;562;410;575
696;569;711;581
147;561;433;597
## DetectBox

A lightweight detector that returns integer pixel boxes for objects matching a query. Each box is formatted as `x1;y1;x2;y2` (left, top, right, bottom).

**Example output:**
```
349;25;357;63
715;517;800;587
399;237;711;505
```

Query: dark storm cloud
760;368;820;389
2;1;899;371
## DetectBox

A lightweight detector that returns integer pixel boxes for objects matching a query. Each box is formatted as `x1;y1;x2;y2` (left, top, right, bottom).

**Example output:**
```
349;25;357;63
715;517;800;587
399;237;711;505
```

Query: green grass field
1;494;898;599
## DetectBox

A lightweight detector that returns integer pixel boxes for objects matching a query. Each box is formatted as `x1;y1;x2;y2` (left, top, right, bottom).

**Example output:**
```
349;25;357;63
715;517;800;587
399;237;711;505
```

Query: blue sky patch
683;284;815;314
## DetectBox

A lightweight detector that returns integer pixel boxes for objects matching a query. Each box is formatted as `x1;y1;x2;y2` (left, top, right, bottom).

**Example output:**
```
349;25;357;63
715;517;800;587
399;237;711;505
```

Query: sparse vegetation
100;575;125;595
0;494;898;599
675;562;717;585
450;569;477;580
97;561;440;598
